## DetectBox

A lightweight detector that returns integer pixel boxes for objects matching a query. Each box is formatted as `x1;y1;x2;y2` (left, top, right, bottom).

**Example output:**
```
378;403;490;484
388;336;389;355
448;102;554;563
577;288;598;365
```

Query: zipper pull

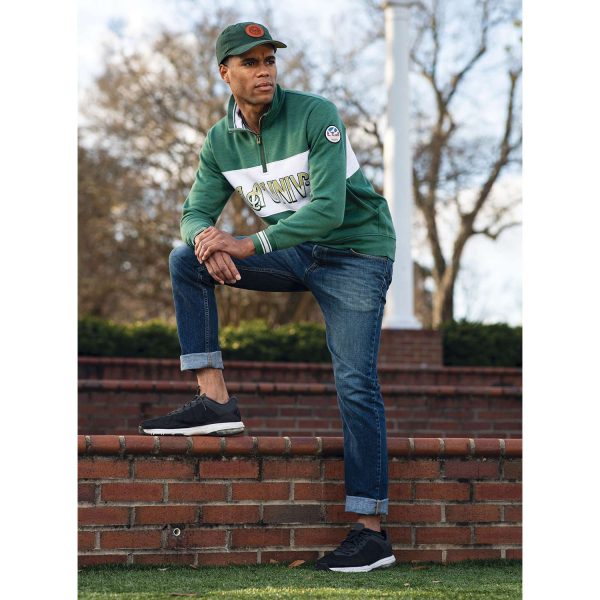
257;134;262;144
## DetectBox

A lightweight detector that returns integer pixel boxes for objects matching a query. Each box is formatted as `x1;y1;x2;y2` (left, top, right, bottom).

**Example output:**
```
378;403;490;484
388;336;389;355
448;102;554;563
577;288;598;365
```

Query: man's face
219;44;277;107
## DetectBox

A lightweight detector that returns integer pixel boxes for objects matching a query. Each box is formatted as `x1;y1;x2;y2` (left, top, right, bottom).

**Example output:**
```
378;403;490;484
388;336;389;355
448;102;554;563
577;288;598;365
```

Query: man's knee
169;243;197;277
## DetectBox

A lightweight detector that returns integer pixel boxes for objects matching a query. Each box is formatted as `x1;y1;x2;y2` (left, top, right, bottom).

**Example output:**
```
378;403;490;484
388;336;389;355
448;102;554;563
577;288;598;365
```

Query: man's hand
196;227;254;261
199;249;241;285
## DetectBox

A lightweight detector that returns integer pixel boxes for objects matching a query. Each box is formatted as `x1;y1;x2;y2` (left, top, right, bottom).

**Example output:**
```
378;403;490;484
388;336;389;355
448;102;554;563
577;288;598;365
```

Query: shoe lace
335;529;367;556
167;388;208;416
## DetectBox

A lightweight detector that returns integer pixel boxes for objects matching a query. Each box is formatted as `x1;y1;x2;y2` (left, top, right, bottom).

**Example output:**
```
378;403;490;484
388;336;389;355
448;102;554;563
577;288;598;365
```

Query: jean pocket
349;248;389;262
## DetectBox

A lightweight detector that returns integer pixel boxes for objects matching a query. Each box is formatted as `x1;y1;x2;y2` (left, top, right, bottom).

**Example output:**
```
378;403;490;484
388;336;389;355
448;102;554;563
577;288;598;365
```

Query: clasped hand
195;227;250;285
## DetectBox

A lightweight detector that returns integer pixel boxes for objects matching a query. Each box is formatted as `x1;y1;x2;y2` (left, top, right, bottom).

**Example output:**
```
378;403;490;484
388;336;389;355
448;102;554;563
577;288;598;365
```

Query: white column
382;0;420;329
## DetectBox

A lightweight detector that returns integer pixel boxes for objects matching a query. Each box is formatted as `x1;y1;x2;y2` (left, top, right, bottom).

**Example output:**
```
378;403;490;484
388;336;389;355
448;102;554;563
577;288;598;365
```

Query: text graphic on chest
222;150;312;218
236;171;310;212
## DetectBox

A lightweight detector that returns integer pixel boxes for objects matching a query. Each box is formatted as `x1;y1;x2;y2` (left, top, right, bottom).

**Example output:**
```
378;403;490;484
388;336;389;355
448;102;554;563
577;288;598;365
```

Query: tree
79;0;521;328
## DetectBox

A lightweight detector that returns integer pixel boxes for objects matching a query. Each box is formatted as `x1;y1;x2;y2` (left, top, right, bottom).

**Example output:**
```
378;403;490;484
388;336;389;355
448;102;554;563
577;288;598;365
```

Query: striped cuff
251;230;274;255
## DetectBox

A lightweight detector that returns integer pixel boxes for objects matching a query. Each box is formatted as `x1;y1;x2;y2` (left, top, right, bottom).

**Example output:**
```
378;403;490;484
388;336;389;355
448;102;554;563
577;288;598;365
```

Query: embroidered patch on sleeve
325;125;341;143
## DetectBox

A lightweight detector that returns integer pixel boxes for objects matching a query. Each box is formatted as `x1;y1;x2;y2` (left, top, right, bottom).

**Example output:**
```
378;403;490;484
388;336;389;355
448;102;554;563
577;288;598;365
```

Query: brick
388;483;412;500
200;459;259;480
324;504;354;523
389;460;440;479
473;439;501;456
189;437;223;455
122;436;156;454
443;438;471;456
157;437;189;454
202;505;260;524
261;550;319;564
78;531;96;551
135;505;197;525
504;439;522;457
79;554;128;567
134;554;196;566
474;483;522;501
294;483;345;501
135;459;196;480
323;461;344;480
256;437;287;455
101;483;163;502
89;435;121;455
263;504;321;524
78;436;87;454
387;505;441;523
263;460;319;480
168;483;227;502
413;438;442;456
294;527;350;546
224;436;256;455
78;484;95;503
503;460;522;480
446;549;502;562
79;507;129;526
166;528;226;549
416;526;471;544
78;458;129;480
446;505;501;523
232;482;290;501
444;460;499;479
196;552;257;566
101;530;162;549
475;526;522;545
506;548;522;559
231;528;290;548
415;483;470;501
504;505;522;522
393;549;443;563
387;438;411;456
385;526;412;544
288;437;319;455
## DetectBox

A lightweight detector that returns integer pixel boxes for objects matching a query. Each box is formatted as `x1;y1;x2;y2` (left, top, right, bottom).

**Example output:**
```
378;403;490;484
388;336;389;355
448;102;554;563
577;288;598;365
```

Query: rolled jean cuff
345;495;388;515
180;351;224;371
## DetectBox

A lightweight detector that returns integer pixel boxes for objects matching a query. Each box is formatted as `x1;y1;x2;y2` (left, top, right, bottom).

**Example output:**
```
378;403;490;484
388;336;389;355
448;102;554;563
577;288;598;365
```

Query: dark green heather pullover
181;84;396;260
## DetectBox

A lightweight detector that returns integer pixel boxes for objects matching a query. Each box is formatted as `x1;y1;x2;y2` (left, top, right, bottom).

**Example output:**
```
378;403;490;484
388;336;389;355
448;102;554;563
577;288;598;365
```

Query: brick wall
78;358;522;387
78;435;522;566
79;380;522;438
379;329;443;366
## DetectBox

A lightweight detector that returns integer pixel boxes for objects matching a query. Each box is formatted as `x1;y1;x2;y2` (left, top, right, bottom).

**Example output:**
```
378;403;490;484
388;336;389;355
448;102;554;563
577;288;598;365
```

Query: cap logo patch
245;24;265;37
325;125;341;143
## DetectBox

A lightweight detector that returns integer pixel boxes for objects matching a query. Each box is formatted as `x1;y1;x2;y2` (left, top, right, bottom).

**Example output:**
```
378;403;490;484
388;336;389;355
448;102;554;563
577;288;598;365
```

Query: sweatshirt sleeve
180;131;234;247
249;100;347;255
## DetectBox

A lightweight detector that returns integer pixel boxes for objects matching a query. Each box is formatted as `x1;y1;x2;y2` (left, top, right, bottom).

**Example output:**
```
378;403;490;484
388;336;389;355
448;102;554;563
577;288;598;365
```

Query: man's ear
219;64;229;84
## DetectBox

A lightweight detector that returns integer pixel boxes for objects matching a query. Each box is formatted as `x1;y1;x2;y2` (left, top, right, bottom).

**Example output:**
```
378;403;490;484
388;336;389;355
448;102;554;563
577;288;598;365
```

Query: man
140;22;397;573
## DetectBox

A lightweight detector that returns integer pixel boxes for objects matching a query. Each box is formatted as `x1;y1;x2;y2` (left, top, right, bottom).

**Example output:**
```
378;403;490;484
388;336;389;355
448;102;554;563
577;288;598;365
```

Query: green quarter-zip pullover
181;85;396;260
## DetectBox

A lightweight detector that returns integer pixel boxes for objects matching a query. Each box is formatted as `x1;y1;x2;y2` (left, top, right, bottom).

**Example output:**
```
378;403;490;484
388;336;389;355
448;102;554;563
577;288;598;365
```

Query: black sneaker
315;523;396;572
138;390;245;436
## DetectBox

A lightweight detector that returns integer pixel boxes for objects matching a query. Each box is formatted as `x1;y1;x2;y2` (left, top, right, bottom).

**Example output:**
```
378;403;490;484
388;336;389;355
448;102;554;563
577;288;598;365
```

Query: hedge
441;319;522;367
78;316;522;367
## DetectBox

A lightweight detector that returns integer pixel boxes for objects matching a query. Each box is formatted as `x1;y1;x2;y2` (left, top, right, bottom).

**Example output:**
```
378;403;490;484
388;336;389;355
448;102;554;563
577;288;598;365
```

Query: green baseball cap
216;22;287;65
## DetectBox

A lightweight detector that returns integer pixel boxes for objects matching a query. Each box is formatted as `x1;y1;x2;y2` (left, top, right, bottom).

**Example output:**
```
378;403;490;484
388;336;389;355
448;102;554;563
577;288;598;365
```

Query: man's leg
307;245;395;571
139;239;312;434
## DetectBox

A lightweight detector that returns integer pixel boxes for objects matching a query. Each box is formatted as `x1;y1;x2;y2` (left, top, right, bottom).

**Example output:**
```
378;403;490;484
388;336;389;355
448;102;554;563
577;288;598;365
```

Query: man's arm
181;131;234;247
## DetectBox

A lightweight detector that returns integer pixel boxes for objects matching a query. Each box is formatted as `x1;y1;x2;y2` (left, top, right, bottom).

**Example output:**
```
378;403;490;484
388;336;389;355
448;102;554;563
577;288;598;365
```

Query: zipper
256;134;267;173
256;114;267;173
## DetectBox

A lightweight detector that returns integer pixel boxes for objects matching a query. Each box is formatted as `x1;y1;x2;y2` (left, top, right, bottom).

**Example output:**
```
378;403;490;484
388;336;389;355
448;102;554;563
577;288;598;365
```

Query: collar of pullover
227;84;285;133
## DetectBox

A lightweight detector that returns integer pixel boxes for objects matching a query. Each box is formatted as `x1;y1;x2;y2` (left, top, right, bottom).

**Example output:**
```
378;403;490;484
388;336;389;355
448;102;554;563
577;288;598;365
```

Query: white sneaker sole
141;421;245;436
327;554;396;573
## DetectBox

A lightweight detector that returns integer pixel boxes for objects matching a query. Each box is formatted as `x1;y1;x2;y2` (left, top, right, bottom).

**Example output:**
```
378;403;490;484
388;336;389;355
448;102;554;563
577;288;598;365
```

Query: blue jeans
169;239;394;515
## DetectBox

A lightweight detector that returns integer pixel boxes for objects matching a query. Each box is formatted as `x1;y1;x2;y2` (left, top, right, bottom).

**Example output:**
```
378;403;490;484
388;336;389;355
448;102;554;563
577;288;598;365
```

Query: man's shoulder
284;88;337;110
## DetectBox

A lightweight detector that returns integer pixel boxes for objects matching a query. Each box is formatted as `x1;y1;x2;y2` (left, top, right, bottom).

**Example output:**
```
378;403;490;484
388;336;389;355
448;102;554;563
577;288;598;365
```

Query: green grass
78;560;521;599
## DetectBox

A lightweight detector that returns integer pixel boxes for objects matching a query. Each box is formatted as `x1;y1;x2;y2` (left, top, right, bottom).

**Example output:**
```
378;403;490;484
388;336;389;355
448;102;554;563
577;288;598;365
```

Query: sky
78;0;522;325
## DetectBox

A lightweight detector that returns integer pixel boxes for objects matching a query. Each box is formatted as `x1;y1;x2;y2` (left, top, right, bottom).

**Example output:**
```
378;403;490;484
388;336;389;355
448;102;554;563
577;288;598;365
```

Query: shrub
441;319;522;367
